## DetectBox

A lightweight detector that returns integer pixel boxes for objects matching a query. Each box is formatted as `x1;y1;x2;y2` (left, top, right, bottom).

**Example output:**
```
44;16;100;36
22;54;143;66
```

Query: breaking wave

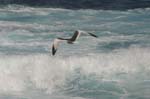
0;47;150;98
0;4;150;99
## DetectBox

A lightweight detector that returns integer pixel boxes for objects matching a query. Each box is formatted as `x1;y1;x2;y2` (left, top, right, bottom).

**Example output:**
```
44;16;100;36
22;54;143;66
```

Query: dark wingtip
88;33;98;38
52;45;57;56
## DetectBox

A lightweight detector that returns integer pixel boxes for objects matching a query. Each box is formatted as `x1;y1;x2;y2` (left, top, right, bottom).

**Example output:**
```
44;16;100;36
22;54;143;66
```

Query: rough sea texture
0;5;150;99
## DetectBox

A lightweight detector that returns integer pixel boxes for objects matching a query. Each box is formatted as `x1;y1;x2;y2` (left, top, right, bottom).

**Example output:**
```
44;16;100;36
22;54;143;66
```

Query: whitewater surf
0;5;150;99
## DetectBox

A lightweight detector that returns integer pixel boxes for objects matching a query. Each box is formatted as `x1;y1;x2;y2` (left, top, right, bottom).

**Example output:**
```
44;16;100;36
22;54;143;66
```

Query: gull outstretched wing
52;38;65;55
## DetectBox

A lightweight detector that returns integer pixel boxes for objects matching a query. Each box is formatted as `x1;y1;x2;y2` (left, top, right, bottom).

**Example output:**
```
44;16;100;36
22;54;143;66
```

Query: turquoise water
0;5;150;99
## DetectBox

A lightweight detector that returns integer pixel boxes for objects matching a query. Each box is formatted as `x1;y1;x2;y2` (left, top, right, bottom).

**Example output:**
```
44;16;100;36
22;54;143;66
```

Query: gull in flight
52;30;98;55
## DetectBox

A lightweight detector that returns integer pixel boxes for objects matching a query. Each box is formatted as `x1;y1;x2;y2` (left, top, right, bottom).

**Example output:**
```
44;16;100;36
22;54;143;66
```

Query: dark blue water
0;0;150;10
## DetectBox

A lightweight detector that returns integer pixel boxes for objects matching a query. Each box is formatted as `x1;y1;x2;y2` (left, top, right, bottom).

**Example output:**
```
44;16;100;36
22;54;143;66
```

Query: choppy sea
0;5;150;99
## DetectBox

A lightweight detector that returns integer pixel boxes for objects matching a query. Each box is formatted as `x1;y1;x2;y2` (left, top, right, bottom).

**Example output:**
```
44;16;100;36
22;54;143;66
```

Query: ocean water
0;5;150;99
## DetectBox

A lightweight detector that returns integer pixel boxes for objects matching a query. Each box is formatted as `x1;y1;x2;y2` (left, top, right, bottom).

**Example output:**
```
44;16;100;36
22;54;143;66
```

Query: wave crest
0;47;150;94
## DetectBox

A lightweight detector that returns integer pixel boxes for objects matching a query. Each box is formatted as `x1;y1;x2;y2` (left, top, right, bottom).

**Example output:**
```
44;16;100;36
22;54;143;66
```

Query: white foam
0;4;71;16
0;47;149;95
0;21;50;32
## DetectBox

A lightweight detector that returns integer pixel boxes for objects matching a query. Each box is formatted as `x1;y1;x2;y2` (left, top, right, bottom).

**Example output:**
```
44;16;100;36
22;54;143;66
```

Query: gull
52;30;98;55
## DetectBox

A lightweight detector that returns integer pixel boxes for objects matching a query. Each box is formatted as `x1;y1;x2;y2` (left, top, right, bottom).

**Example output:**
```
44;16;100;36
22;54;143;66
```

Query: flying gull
52;30;98;55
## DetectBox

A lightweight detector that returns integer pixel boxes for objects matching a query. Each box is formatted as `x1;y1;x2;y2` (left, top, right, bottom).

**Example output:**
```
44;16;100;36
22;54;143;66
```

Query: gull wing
69;30;81;42
52;38;64;55
69;30;98;42
77;30;98;38
88;32;98;38
79;30;98;38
